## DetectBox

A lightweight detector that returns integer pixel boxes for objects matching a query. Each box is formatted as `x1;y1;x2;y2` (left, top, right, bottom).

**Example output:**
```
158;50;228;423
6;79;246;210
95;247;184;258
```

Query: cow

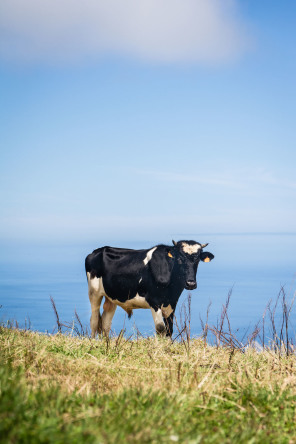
85;240;214;338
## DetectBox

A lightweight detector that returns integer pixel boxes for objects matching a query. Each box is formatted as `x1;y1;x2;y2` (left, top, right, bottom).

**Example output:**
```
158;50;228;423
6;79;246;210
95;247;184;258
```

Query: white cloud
0;0;250;64
135;167;296;190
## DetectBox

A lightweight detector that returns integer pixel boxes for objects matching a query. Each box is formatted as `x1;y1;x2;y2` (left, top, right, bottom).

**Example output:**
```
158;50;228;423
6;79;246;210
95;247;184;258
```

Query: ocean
0;234;295;341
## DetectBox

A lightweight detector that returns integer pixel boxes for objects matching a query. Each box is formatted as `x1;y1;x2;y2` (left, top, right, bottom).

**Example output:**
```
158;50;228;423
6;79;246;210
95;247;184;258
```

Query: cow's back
85;246;148;278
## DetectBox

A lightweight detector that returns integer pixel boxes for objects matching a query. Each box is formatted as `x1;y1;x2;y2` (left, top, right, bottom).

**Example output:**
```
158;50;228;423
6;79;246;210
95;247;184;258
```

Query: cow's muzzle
185;280;197;290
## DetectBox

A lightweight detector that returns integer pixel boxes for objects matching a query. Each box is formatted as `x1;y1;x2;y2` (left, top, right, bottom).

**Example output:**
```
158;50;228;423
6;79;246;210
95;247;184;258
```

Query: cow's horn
172;240;177;246
201;243;208;248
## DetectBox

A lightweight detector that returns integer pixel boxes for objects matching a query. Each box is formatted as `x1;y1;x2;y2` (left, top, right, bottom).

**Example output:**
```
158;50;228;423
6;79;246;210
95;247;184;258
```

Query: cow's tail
127;309;133;319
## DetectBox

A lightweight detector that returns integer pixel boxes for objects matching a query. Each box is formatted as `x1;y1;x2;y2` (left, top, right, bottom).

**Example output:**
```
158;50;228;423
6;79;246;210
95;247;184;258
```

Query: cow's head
149;240;214;290
171;240;214;290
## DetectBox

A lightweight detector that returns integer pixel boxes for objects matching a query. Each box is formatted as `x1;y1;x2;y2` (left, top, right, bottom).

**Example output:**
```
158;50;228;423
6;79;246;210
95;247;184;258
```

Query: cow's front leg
164;312;174;337
101;297;117;336
151;307;166;335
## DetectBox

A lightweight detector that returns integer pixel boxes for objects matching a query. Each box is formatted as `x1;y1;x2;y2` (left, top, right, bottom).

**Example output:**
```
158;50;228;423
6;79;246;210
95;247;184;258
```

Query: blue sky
0;0;295;245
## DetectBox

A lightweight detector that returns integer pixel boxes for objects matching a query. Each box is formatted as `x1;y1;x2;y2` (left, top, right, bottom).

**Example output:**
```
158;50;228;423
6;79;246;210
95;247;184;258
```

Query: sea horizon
0;232;295;342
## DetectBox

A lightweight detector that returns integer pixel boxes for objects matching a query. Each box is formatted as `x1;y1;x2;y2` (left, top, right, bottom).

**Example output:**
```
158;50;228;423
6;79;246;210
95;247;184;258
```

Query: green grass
1;327;296;443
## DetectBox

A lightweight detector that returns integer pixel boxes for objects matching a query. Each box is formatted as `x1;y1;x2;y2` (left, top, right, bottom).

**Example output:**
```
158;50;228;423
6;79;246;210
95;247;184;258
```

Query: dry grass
2;324;296;442
2;287;296;442
1;326;296;400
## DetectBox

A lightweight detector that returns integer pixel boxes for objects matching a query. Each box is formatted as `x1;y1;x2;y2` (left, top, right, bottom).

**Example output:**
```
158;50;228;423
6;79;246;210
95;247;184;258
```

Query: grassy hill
1;325;296;443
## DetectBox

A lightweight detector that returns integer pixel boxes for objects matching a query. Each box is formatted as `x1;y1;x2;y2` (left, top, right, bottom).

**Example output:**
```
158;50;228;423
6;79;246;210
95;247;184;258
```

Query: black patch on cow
90;270;97;279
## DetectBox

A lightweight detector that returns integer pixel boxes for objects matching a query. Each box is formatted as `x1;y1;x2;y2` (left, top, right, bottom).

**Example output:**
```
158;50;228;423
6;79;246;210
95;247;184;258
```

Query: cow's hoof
156;323;166;335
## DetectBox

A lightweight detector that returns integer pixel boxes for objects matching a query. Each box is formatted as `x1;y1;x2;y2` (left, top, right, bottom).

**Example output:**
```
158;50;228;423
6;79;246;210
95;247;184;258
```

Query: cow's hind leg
101;298;117;337
87;274;104;338
89;294;103;338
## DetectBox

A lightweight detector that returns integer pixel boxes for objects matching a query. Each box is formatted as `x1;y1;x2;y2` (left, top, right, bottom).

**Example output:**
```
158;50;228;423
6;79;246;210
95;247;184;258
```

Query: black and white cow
85;240;214;338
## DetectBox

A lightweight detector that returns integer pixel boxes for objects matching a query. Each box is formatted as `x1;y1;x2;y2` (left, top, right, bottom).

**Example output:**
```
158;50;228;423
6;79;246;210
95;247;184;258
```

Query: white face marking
181;243;201;255
139;277;142;283
161;304;173;318
143;247;157;265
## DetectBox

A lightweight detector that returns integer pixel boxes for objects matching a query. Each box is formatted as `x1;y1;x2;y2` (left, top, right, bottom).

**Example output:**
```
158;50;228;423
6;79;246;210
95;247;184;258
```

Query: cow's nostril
186;280;197;289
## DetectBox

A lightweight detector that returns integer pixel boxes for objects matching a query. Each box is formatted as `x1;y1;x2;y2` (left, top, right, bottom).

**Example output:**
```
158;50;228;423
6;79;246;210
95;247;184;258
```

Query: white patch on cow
87;272;106;295
139;277;142;283
143;247;157;265
112;294;150;310
151;307;165;332
181;243;201;255
161;304;173;318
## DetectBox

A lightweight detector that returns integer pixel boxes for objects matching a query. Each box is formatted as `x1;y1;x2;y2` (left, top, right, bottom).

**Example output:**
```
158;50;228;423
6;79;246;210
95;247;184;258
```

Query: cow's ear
200;252;214;263
149;246;174;287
